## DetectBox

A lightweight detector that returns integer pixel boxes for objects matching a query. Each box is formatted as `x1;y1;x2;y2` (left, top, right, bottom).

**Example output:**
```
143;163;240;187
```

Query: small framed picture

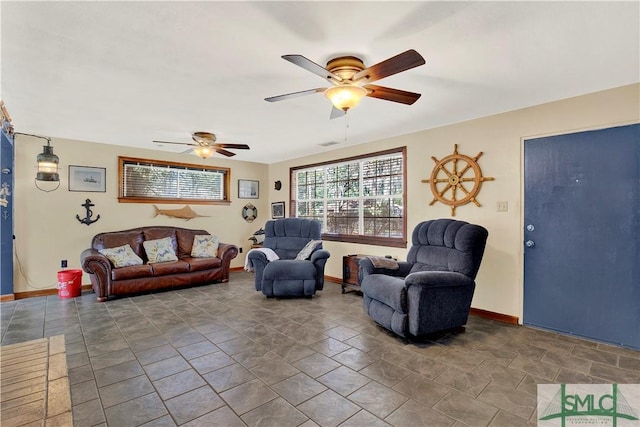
68;166;106;192
238;180;259;199
271;201;285;219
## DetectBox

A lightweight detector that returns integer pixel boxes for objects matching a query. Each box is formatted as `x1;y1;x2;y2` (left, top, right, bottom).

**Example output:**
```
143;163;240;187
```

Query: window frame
118;156;231;205
290;147;407;248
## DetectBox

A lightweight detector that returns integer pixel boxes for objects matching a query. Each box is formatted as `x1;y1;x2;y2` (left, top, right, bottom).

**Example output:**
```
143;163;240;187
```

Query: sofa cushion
111;263;154;281
150;260;190;276
191;235;219;258
184;256;222;272
99;244;144;268
143;237;179;263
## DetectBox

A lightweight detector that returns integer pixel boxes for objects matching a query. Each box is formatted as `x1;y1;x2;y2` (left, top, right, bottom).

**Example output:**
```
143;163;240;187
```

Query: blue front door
0;128;14;296
523;124;640;349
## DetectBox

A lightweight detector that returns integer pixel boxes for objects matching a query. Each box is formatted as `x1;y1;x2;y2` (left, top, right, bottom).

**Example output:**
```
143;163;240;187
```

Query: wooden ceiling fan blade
282;54;343;83
216;143;250;150
265;88;326;102
214;148;236;157
330;107;346;120
153;140;197;146
364;84;422;105
353;49;425;83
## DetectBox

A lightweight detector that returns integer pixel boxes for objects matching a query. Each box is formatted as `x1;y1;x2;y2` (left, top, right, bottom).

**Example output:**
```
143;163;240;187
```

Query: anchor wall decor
76;199;100;225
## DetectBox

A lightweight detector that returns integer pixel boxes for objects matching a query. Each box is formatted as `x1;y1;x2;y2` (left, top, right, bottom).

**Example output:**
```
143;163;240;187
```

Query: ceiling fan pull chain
344;113;349;142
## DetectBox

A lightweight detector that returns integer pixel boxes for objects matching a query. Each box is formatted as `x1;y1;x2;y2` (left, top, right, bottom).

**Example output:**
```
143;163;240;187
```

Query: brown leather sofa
80;226;238;301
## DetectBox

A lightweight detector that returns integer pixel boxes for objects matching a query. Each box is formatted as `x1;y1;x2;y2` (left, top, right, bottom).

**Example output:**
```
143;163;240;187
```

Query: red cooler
57;269;83;299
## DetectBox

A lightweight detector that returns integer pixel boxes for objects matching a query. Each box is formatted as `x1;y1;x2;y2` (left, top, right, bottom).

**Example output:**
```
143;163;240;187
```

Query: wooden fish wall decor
152;205;209;221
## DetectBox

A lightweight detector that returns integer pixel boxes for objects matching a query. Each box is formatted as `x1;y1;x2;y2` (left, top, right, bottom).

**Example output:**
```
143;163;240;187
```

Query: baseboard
323;278;518;325
13;285;93;300
5;283;519;326
324;275;342;284
470;307;519;325
230;266;245;272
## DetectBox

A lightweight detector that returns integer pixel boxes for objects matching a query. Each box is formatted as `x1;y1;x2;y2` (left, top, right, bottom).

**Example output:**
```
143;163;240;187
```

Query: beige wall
267;83;640;321
13;139;268;293
12;84;639;318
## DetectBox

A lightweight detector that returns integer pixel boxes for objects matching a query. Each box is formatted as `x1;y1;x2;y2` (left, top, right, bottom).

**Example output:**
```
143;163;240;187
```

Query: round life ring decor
242;203;257;222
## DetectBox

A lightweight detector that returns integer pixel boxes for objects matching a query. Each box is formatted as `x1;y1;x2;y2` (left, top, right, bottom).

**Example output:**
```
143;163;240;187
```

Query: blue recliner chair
248;218;330;297
360;219;488;338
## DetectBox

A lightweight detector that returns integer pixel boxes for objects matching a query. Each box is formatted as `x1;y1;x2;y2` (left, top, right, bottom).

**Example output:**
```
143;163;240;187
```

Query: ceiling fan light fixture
324;85;367;112
193;146;214;159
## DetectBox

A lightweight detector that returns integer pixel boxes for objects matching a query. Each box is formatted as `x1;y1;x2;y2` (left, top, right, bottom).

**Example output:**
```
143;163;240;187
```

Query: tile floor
1;271;638;427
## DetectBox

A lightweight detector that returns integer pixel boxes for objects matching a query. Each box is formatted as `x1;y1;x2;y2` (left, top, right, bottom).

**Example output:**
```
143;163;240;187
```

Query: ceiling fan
153;132;250;159
265;49;426;118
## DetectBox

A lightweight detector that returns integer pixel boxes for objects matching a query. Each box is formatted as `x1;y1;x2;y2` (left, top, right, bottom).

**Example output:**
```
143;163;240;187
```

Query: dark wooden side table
342;254;371;294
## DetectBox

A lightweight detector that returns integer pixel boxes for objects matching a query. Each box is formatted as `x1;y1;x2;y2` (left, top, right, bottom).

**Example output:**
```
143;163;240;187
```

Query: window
291;147;406;247
118;156;231;204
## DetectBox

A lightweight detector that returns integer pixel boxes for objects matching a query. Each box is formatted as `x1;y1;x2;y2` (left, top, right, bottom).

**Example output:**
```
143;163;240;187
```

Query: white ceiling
2;1;638;164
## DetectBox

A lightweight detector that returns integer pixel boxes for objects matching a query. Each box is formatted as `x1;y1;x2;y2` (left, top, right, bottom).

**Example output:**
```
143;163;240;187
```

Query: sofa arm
80;248;112;302
217;242;239;282
359;257;412;278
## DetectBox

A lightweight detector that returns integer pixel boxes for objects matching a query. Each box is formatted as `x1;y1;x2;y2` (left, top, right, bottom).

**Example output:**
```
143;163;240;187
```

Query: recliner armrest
359;257;412;278
247;250;270;291
247;250;268;263
404;271;474;289
310;249;330;263
310;249;330;291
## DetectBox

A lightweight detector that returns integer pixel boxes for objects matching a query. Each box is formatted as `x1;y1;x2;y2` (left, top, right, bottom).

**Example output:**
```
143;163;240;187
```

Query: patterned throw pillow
295;240;322;260
98;244;143;268
191;234;219;258
143;237;178;263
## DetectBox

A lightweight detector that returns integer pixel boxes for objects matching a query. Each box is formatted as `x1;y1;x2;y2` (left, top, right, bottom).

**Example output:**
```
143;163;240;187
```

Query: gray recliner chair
360;219;488;338
247;218;330;297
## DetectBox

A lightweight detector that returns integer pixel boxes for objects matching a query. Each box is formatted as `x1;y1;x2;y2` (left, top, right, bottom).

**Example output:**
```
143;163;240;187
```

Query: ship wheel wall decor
421;144;494;216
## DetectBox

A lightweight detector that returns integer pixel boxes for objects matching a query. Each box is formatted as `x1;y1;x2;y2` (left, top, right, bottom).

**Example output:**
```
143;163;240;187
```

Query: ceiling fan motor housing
192;132;216;145
326;56;365;81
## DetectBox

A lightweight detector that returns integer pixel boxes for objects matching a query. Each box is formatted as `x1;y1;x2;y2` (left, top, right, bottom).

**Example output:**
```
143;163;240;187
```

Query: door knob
525;240;535;248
